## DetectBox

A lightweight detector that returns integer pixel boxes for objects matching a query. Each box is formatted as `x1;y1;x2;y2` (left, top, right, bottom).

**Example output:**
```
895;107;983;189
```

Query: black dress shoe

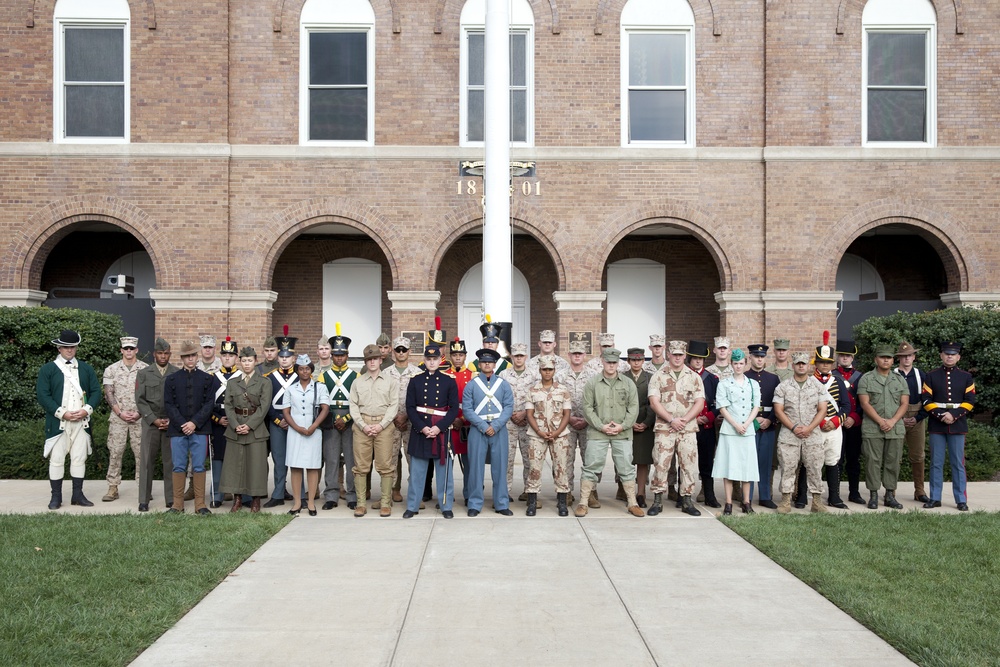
922;499;942;509
210;501;223;509
793;500;807;510
322;501;337;510
347;501;357;510
138;503;149;512
848;492;866;504
308;508;317;516
636;495;646;508
828;500;848;509
442;510;454;519
467;509;480;517
723;503;732;516
741;503;755;514
916;494;931;503
263;498;284;508
495;508;514;516
283;491;294;501
957;502;969;511
288;508;301;516
402;509;417;519
196;507;212;516
758;499;778;509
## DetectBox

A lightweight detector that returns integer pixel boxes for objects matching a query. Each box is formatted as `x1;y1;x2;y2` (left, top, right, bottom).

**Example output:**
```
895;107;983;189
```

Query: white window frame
862;0;936;147
620;0;695;148
459;0;534;147
299;0;376;146
53;0;130;144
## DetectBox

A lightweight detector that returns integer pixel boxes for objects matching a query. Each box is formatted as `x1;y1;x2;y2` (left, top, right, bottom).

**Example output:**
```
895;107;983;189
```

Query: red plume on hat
823;330;830;346
435;317;441;330
283;324;289;336
815;330;834;363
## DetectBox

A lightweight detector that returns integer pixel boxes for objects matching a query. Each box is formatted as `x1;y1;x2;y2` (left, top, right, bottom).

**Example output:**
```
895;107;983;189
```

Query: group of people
36;321;977;517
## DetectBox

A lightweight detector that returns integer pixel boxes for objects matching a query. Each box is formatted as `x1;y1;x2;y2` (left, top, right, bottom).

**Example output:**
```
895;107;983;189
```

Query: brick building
2;0;998;361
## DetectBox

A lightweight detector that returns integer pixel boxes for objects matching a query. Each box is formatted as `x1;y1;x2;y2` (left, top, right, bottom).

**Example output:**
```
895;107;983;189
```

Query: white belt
938;403;962;409
416;406;448;417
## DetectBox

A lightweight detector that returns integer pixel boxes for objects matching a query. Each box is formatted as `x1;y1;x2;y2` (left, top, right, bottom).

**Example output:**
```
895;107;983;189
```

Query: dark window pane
310;88;367;140
510;33;526;86
868;33;925;87
310;32;367;86
629;90;685;141
629;33;685;87
65;85;125;137
469;33;485;86
65;27;124;82
868;89;926;142
511;89;526;141
468;89;484;142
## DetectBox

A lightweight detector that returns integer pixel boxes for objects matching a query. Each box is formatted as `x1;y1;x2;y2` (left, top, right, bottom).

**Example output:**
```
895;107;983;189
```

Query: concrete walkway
6;473;997;665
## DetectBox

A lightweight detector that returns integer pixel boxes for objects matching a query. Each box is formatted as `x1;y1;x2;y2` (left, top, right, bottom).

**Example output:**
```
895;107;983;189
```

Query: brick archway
434;0;560;35
594;0;719;36
822;199;971;293
28;0;157;29
254;197;399;292
11;195;166;291
836;0;962;35
273;0;399;34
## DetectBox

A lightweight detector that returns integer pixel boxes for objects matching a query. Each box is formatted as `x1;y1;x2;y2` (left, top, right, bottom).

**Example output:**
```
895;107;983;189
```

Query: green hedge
0;417;143;480
852;304;1000;419
0;306;126;423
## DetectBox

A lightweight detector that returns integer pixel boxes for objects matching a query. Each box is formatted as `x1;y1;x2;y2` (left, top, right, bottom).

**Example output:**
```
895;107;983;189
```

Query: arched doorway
457;263;530;347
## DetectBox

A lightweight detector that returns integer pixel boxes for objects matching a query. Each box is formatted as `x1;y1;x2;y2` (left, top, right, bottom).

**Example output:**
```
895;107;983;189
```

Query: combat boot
588;487;601;509
48;479;63;510
575;480;594;517
70;477;94;507
680;495;701;516
526;493;537;516
647;492;664;516
556;492;568;517
102;485;119;502
883;490;903;510
810;493;828;513
776;493;792;515
623;481;644;517
867;490;879;509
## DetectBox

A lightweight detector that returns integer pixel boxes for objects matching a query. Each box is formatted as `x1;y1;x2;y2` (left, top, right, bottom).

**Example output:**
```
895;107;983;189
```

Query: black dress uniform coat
405;369;460;460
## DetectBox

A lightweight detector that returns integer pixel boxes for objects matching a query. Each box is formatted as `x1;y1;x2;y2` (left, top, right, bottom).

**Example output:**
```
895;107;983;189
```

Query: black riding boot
48;479;63;510
71;477;94;507
826;465;847;508
793;466;808;508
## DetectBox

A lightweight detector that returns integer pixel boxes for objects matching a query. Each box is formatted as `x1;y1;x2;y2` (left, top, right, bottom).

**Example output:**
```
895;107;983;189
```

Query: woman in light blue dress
280;354;329;516
712;348;760;515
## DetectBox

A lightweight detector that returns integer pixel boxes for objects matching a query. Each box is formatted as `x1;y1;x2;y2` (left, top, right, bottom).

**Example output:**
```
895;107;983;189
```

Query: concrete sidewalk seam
388;519;436;666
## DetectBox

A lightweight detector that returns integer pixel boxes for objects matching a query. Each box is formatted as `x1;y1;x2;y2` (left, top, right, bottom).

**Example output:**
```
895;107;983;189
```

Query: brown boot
102;485;119;502
575;480;594;517
623;481;644;517
184;477;195;500
171;472;187;511
777;492;792;515
379;476;393;517
192;472;209;513
250;497;261;513
588;488;601;509
810;493;829;513
230;495;244;513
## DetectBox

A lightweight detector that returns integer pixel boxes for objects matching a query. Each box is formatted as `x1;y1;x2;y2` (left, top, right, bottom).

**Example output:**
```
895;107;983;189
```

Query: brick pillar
387;290;441;346
762;290;842;352
715;291;765;349
553;291;606;361
149;289;277;351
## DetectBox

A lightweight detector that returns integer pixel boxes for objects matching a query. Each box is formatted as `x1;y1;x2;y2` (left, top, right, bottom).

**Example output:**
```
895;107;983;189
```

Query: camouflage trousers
651;429;698;496
106;419;142;486
526;435;571;493
565;426;588;493
777;432;824;494
506;422;531;492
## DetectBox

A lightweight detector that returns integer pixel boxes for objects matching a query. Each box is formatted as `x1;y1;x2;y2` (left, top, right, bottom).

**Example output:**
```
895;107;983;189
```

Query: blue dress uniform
922;341;976;510
745;345;781;507
404;346;460;516
462;349;515;514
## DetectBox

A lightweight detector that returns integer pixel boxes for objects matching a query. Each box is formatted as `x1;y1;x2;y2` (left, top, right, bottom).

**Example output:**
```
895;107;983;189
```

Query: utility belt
234;406;257;417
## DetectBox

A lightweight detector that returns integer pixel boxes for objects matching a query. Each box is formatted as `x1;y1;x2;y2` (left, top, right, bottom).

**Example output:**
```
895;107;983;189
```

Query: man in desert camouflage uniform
525;329;569;376
101;335;147;501
500;342;538;504
647;340;705;517
705;336;734;381
524;355;572;516
773;351;832;514
643;334;667;374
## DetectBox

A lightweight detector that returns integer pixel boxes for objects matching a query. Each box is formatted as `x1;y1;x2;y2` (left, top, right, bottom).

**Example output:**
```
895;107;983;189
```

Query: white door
458;262;530;348
607;258;665;353
323;258;381;356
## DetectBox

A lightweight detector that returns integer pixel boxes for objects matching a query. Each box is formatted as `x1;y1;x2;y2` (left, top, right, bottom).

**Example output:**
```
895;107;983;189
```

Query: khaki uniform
499;366;539;493
219;371;272;496
385;362;422;490
555;365;599;493
648;366;705;496
349;371;400;479
774;376;831;494
103;358;148;486
526;381;572;493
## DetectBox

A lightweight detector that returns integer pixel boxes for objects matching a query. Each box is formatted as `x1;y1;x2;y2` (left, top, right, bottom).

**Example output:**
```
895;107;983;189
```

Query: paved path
6;473;997;666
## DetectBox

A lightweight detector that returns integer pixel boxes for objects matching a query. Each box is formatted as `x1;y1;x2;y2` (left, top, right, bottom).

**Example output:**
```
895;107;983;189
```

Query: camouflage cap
538;355;556;370
120;336;138;348
598;333;615;347
510;342;528;356
714;336;731;349
791;351;811;364
199;334;216;347
393;336;411;350
154;337;170;352
538;329;556;343
668;340;688;355
568;341;587;354
649;334;665;347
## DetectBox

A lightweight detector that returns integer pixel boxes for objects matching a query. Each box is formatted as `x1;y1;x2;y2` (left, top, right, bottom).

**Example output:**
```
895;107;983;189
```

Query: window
621;0;694;147
460;0;534;146
862;0;936;145
300;0;375;145
53;0;130;143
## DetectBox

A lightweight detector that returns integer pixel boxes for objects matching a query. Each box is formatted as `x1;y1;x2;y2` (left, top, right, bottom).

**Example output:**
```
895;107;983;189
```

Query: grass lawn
0;513;290;666
723;511;1000;667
